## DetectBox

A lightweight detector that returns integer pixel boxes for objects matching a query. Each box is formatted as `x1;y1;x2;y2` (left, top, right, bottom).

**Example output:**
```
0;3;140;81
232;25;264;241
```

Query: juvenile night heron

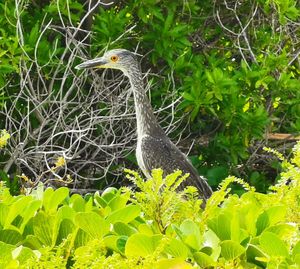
76;49;212;201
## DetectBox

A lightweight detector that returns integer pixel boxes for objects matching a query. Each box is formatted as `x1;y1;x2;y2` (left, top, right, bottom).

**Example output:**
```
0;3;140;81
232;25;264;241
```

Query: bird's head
75;49;139;77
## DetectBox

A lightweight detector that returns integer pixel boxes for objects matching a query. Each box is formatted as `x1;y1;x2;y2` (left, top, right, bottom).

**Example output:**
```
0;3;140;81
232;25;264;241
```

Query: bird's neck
127;70;164;138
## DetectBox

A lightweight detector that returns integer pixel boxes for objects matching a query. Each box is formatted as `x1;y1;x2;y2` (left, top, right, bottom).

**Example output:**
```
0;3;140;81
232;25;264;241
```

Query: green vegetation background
0;0;300;268
0;0;299;192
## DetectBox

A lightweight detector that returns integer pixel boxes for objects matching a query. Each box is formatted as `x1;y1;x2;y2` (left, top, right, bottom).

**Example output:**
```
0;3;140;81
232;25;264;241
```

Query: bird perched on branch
76;49;212;202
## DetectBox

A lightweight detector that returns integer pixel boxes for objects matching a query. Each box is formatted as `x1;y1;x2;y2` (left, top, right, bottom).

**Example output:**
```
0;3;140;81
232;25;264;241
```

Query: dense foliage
0;1;299;268
0;0;299;192
0;141;300;268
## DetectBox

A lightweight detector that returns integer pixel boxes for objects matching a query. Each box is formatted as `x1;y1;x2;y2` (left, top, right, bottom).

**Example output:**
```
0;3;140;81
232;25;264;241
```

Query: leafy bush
0;141;300;268
0;0;299;192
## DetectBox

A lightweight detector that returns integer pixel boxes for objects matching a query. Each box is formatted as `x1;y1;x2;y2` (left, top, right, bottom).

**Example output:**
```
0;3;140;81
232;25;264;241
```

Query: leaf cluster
0;142;300;268
0;0;299;192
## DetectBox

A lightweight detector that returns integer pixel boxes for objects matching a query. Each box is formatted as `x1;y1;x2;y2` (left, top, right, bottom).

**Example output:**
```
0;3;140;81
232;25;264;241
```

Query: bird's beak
75;57;108;70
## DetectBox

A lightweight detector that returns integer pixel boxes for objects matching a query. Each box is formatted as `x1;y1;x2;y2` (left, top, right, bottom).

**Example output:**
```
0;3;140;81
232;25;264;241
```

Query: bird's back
137;134;212;200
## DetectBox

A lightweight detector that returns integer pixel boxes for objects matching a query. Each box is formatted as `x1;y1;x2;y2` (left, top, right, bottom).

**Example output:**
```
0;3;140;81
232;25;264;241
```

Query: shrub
0;0;299;192
0;141;300;268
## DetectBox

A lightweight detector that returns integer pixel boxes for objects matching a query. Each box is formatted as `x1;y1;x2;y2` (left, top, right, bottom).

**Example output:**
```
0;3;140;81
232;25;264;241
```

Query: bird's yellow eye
110;55;119;62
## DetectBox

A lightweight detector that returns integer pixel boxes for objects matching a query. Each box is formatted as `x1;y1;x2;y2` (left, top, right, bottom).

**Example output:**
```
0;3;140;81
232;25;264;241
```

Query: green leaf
0;229;22;245
179;219;202;250
0;204;9;227
207;214;231;241
0;241;15;267
156;258;193;269
246;244;267;268
182;92;194;101
203;229;221;261
266;223;296;239
70;194;86;212
12;245;36;264
56;219;75;245
4;196;32;228
46;187;69;213
107;193;129;211
106;205;141;224
256;206;286;235
101;187;118;203
220;240;245;260
57;205;76;222
259;232;289;257
194;252;216;267
74;229;91;248
75;212;109;239
22;235;43;249
164;238;189;259
292;241;300;258
33;211;59;247
19;200;42;233
116;235;127;254
114;222;136;236
125;234;163;257
103;235;119;252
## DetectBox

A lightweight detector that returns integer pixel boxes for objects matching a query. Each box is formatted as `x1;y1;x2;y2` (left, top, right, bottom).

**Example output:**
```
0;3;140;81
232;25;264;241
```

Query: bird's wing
140;135;212;199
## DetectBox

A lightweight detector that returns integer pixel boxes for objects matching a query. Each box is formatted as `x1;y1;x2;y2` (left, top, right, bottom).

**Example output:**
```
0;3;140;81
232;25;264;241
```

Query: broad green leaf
125;234;163;257
12;245;36;264
114;222;136;236
4;196;32;228
74;229;91;249
42;188;54;212
33;211;59;247
56;219;75;245
19;200;42;233
256;211;269;235
156;258;193;269
106;205;141;224
70;194;86;212
57;205;76;221
194;252;216;267
0;204;9;227
292;241;300;258
75;212;109;239
47;187;69;213
256;206;286;235
0;241;15;267
179;219;202;250
294;254;300;267
259;232;289;257
138;223;154;235
116;235;127;254
230;212;240;242
84;196;94;212
182;92;194;101
164;238;189;259
103;235;119;252
107;194;129;211
101;187;118;202
220;240;245;260
207;214;231;241
246;244;267;268
94;194;108;208
203;229;221;260
0;229;22;245
22;235;43;249
266;223;296;239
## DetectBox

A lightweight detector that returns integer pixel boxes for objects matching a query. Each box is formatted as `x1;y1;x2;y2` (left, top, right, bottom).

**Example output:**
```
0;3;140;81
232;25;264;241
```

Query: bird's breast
136;135;151;178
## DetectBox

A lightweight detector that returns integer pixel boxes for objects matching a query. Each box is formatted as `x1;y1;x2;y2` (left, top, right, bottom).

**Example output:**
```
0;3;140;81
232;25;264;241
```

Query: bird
76;49;213;202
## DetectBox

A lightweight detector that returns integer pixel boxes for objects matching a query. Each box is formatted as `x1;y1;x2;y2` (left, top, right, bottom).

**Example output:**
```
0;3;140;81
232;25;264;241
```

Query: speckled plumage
76;49;213;201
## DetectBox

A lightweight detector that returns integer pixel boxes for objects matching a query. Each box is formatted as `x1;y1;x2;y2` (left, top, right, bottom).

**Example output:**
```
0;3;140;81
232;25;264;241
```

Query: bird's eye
110;55;119;62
